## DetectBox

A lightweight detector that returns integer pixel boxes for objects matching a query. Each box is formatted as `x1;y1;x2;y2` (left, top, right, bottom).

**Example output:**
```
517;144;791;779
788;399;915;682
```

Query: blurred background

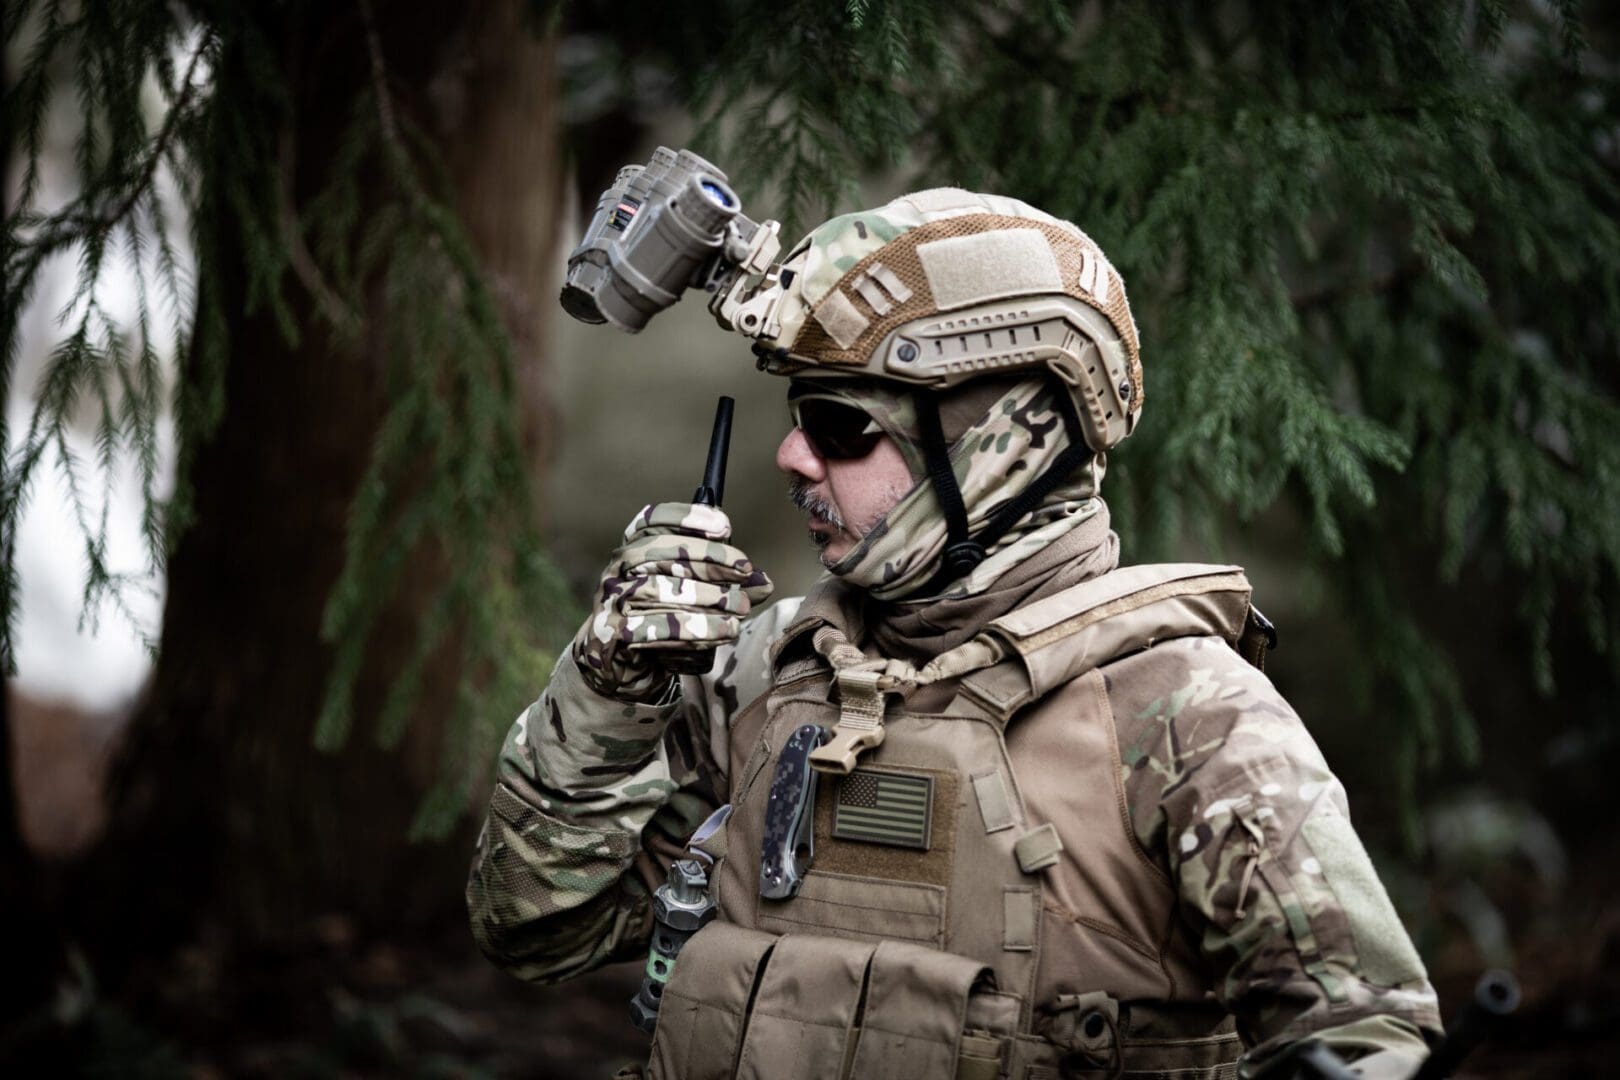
4;1;1619;1076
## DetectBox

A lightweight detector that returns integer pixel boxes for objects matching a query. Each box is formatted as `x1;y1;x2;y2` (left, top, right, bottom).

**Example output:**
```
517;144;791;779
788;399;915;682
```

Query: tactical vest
647;564;1271;1080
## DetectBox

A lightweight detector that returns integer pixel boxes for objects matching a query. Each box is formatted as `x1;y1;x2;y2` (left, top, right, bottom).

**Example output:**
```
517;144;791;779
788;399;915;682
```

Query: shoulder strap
957;563;1256;721
767;573;863;667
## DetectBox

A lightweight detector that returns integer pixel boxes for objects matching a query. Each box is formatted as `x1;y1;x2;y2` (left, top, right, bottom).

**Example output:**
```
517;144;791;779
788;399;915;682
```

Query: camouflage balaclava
792;375;1104;602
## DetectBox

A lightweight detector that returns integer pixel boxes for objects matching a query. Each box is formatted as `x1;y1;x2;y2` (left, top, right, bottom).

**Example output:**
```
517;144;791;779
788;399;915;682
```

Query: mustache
787;476;845;532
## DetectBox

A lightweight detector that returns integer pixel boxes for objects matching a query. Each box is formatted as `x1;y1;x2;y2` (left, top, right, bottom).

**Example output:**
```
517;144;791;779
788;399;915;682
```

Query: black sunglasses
789;396;885;460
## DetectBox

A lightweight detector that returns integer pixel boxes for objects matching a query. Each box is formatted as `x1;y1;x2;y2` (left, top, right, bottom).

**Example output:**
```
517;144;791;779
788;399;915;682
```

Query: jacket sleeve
465;598;802;984
1108;635;1443;1077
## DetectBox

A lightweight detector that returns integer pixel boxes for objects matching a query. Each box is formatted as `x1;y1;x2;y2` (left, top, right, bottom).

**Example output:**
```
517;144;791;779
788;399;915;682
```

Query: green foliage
9;0;1618;841
568;0;1620;823
302;3;573;837
5;0;570;838
4;1;212;659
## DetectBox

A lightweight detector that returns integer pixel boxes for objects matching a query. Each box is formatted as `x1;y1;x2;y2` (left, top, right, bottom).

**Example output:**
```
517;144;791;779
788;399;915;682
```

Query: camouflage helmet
731;188;1143;455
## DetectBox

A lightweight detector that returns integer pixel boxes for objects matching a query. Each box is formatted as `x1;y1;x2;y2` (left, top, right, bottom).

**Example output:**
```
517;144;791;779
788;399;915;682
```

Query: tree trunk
1;37;66;1057
0;686;54;1035
83;0;562;956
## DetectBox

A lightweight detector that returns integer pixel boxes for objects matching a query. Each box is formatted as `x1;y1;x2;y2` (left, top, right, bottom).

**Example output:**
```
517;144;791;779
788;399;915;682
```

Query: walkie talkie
690;395;733;508
659;396;735;677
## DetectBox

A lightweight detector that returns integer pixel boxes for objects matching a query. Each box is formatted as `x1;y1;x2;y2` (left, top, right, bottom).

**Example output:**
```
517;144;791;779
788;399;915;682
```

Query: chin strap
914;391;982;577
912;382;1094;598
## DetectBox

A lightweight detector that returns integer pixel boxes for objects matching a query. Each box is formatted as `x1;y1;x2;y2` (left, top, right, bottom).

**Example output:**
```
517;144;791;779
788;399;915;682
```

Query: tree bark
82;0;562;956
0;686;53;1032
0;37;65;1055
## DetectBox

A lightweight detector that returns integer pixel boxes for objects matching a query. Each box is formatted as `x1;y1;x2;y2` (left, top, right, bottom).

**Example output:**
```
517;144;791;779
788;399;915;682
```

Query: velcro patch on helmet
916;229;1064;311
898;187;986;214
813;289;872;351
1078;248;1112;304
851;272;895;315
866;262;913;303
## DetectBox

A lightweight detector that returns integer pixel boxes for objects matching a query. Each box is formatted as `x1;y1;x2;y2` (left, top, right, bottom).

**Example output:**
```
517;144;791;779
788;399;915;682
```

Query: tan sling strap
805;624;1007;773
807;626;901;774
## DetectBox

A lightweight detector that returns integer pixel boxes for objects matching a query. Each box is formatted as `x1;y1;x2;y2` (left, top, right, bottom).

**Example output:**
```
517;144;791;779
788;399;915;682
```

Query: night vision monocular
559;146;788;338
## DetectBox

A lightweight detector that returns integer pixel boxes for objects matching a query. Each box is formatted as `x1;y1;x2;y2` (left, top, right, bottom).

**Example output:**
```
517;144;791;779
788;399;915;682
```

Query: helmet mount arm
709;220;786;339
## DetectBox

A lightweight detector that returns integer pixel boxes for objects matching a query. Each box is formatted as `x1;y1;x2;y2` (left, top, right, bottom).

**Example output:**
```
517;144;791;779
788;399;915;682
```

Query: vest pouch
843;939;995;1079
649;922;997;1080
648;922;777;1080
733;933;877;1080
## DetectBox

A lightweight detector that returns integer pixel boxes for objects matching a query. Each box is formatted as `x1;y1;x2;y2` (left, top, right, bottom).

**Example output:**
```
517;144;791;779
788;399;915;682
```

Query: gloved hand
572;502;774;701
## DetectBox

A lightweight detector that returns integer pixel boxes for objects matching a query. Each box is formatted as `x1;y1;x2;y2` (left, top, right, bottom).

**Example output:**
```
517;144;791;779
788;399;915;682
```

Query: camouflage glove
572;502;773;702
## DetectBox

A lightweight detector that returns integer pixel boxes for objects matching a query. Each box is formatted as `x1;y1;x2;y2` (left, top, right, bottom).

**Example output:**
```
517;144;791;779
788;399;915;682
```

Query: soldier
468;189;1443;1078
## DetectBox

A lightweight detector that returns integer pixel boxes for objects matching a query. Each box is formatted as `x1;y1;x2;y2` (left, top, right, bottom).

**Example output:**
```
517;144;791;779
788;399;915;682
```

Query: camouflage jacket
467;563;1441;1073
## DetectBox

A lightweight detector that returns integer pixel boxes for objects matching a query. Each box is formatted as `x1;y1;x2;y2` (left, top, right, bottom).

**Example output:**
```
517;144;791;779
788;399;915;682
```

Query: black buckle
944;539;987;576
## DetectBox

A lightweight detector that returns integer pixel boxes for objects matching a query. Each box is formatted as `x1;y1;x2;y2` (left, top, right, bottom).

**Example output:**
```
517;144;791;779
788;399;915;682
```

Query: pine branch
294;0;569;834
358;0;421;213
1290;255;1423;310
276;126;361;338
9;29;211;252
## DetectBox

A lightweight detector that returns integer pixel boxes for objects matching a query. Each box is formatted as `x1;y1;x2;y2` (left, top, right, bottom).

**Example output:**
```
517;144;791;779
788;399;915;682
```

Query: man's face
776;422;915;567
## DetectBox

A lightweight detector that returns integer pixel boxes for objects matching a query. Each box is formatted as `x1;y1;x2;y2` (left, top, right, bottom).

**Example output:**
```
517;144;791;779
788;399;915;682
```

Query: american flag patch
833;769;933;850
